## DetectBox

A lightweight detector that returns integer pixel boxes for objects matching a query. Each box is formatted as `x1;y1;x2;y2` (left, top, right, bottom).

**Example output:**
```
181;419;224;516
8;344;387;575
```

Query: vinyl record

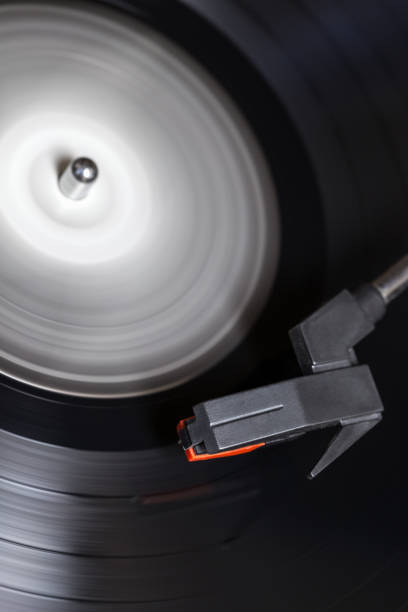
181;2;408;611
0;0;407;611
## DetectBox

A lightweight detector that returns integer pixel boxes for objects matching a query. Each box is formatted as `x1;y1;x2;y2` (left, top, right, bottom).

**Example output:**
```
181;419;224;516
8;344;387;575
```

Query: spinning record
0;0;407;611
0;1;279;398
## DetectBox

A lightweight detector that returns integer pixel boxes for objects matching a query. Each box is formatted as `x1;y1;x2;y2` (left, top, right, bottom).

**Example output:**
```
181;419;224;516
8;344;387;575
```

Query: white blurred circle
0;2;280;397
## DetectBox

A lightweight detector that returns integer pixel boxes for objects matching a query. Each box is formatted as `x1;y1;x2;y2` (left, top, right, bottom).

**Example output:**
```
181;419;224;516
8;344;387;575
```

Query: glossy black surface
0;0;407;610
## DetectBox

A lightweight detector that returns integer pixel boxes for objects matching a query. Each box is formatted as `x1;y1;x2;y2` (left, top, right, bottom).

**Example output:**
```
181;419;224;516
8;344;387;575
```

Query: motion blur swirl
0;1;280;398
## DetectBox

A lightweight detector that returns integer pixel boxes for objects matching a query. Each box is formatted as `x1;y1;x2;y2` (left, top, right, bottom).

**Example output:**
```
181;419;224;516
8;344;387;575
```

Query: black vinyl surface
0;0;408;610
212;290;408;612
184;2;408;609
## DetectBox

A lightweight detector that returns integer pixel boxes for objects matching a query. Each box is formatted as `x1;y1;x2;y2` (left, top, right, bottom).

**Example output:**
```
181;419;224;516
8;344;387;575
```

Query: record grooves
0;0;406;611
